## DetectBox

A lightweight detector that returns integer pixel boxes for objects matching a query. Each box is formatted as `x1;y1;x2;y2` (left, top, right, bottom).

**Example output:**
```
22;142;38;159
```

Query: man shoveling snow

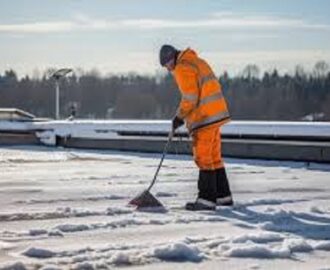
159;44;234;211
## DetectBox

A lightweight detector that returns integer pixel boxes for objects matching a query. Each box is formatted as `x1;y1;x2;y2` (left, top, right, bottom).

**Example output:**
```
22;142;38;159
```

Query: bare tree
242;64;260;79
314;61;329;78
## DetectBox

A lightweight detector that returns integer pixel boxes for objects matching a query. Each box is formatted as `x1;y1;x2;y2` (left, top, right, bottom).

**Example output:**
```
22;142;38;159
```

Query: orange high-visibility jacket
173;48;230;132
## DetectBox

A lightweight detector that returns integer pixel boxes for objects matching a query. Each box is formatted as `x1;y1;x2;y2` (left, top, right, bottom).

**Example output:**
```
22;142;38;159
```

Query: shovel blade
128;190;164;209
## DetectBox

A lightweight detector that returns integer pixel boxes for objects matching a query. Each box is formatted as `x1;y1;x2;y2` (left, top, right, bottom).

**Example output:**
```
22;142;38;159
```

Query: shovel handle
146;131;173;191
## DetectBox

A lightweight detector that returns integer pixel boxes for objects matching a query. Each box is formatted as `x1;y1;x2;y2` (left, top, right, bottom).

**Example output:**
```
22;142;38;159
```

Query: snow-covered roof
0;108;35;121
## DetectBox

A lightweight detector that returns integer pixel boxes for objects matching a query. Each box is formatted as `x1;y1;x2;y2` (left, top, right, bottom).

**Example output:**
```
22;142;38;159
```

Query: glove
172;115;184;131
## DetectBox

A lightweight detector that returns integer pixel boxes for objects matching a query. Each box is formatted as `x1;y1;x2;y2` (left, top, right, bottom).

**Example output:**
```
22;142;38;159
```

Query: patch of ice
22;247;56;258
29;229;48;236
106;207;132;215
135;206;167;213
150;242;204;262
156;192;177;197
54;224;90;233
95;195;127;200
149;219;168;225
48;230;64;237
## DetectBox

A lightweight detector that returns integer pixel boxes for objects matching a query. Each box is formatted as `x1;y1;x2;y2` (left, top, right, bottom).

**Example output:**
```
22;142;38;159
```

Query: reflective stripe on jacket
173;48;230;132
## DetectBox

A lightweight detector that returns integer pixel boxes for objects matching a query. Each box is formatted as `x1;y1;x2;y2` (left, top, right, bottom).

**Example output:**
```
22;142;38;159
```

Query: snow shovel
128;131;174;209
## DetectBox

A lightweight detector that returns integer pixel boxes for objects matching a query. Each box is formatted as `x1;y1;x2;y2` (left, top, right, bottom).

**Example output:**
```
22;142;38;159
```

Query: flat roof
0;108;35;120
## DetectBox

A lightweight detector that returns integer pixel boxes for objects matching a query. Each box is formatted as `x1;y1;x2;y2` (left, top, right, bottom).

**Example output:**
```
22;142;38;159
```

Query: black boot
186;170;217;211
216;168;233;206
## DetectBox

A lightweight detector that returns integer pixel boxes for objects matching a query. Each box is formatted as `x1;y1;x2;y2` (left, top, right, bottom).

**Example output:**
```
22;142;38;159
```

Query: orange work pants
192;125;223;170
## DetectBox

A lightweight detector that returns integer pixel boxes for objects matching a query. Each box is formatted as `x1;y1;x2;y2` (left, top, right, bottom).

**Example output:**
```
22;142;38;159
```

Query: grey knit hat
159;44;178;66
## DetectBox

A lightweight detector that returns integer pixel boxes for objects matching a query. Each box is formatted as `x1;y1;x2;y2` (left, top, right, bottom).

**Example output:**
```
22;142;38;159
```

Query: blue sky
0;0;329;77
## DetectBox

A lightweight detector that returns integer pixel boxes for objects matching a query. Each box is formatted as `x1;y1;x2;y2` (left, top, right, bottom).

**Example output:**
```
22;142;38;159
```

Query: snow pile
310;205;326;214
282;238;313;253
40;265;62;270
79;245;198;263
108;251;135;265
215;232;289;259
0;241;12;249
223;236;320;259
150;242;204;262
223;243;291;259
0;262;27;270
20;241;205;267
204;231;330;259
17;232;330;268
231;232;284;244
36;131;56;146
70;262;95;270
313;241;330;251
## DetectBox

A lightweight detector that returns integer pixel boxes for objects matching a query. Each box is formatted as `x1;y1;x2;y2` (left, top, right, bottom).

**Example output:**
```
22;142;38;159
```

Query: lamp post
51;68;73;120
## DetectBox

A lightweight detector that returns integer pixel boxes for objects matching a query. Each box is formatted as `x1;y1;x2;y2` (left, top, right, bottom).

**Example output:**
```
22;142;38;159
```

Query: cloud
0;13;328;34
0;21;74;33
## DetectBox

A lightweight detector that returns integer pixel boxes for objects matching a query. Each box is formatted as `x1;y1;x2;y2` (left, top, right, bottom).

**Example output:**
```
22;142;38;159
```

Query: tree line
0;61;329;121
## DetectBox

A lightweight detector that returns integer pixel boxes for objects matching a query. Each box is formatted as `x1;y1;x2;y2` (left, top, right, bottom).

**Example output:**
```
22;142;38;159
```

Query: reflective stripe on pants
192;125;224;170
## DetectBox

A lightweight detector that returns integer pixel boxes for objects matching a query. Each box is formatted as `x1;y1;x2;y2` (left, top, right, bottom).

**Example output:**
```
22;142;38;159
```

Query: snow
0;262;27;270
150;242;204;262
231;232;284;244
0;242;12;249
0;145;330;269
223;243;291;259
1;120;330;146
313;241;330;251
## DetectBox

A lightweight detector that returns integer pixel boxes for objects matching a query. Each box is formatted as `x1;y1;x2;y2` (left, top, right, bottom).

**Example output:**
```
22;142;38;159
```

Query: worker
159;44;233;211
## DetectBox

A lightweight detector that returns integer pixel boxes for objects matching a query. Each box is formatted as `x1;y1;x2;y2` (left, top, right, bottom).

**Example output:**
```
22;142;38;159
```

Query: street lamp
51;68;73;120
